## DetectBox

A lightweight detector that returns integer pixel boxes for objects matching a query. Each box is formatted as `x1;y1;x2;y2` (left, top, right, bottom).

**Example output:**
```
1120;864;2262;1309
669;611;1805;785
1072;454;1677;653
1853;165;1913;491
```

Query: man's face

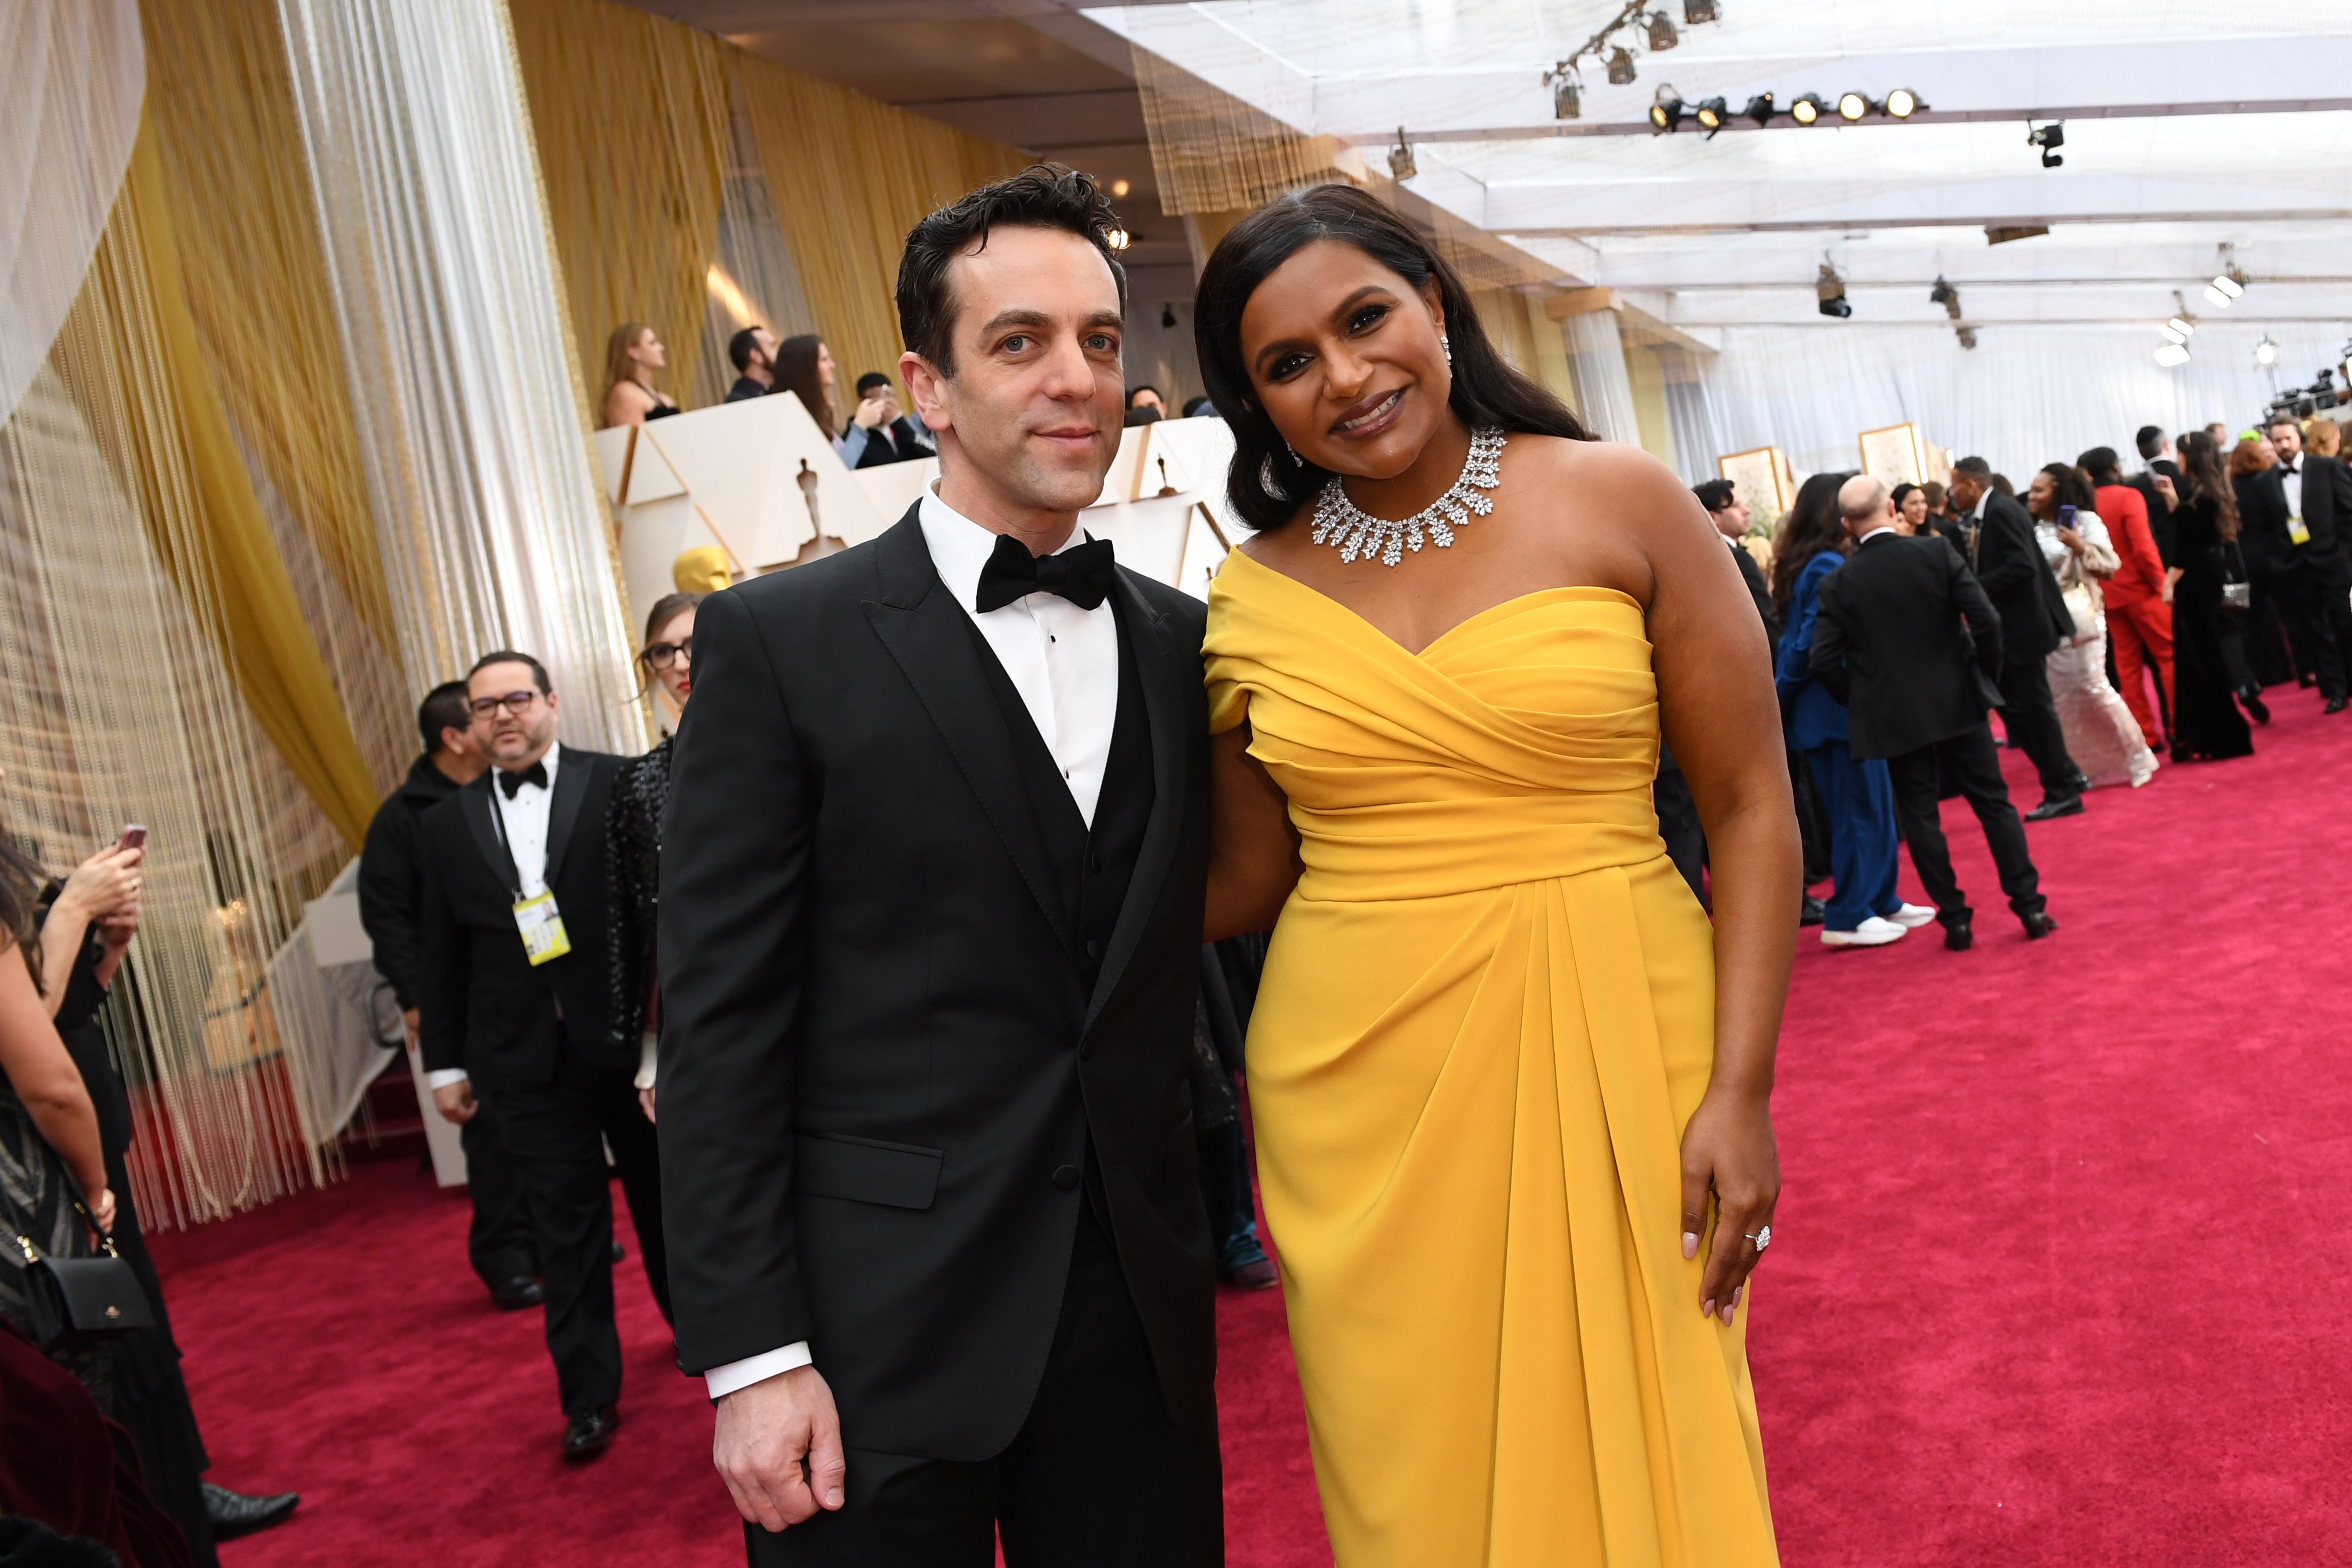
1948;472;1986;510
2270;422;2302;461
1130;388;1166;416
468;662;558;769
1712;497;1750;539
750;329;779;375
904;225;1124;522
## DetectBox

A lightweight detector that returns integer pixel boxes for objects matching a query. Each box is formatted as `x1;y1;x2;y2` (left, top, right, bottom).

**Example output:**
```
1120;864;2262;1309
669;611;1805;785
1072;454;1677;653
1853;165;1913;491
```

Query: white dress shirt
424;741;561;1092
2281;456;2304;529
703;485;1122;1402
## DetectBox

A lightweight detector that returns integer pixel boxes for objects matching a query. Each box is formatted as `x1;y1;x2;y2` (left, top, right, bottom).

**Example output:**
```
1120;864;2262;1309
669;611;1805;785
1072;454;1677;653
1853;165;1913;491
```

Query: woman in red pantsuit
2084;447;2175;749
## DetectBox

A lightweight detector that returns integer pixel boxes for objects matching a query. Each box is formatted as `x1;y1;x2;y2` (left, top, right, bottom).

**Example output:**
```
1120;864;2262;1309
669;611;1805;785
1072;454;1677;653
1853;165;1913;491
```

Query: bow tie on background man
974;531;1117;613
498;760;548;798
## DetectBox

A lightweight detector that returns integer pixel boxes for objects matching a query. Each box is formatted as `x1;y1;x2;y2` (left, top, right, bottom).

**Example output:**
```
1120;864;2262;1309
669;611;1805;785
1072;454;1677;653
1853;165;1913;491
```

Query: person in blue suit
1771;473;1932;948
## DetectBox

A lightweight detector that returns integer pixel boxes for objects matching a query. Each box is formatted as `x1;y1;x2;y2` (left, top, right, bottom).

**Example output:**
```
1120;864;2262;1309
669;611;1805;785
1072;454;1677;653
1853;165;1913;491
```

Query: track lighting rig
1650;85;1925;135
1545;1;1724;120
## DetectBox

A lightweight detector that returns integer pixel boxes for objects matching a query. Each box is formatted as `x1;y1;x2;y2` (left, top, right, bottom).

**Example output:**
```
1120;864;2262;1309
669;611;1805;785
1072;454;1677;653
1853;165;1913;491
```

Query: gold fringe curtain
57;118;381;850
736;53;1028;401
1131;45;1360;217
507;0;731;415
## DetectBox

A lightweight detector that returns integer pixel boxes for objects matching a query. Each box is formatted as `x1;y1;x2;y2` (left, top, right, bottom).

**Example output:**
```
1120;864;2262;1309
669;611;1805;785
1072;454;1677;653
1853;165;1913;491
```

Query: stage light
1646;10;1678;51
1553;73;1582;120
1684;0;1718;21
2158;323;2187;346
1956;325;1978;350
1106;226;1131;251
1837;92;1870;122
1741;93;1776;127
2028;123;2064;168
1929;276;1961;321
1886;88;1919;119
2211;272;2244;299
1789;94;1825;126
1694;97;1728;135
1650;95;1686;133
2255;336;2278;368
1817;263;1851;319
1607;46;1637;85
1387;127;1416;180
2167;316;2195;338
2154;343;2191;368
2203;284;2233;309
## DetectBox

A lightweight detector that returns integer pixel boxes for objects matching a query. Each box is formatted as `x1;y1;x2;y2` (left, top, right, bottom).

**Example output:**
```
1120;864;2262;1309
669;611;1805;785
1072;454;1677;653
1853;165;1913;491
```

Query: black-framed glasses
642;637;693;671
469;690;540;719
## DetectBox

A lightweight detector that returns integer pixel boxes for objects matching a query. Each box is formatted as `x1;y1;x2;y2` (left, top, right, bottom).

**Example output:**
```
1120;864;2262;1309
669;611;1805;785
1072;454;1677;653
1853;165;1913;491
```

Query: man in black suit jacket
1813;475;2054;950
659;168;1220;1565
358;680;536;1309
2128;424;2181;566
726;326;780;403
1947;456;2084;817
416;651;670;1460
2246;415;2352;711
844;371;935;467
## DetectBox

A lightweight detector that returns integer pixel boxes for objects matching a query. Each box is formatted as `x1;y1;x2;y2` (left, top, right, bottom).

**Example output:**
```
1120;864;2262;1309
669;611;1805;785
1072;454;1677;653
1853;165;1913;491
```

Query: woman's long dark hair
2035;461;2097;517
774;334;836;433
2180;430;2241;542
0;835;46;992
1769;471;1856;614
1192;185;1588;533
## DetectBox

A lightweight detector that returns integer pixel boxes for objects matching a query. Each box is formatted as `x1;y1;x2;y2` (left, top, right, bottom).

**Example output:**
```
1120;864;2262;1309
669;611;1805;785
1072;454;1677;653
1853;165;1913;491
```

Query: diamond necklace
1309;427;1507;567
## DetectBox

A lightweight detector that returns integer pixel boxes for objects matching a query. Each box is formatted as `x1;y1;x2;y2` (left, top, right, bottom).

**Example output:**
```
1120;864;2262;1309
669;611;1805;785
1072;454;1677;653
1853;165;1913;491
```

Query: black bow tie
498;761;548;798
974;532;1116;613
2281;459;2298;474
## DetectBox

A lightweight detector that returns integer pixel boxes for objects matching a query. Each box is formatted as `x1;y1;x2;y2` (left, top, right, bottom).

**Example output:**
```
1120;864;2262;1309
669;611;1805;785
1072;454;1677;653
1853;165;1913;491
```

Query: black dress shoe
1944;922;1973;952
204;1482;300;1540
2021;911;2059;939
2023;795;2085;822
490;1276;544;1312
2328;697;2349;715
611;1241;626;1264
1799;894;1826;927
2239;688;2271;724
562;1405;621;1460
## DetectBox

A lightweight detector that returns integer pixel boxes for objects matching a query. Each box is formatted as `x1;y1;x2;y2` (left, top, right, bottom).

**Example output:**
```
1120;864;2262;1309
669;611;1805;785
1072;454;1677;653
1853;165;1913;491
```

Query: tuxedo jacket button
1051;1164;1080;1191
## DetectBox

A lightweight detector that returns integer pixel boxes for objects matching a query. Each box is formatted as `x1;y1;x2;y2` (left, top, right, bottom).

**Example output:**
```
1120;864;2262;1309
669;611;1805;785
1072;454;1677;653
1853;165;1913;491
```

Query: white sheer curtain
276;0;643;750
1561;308;1641;446
1700;323;2345;480
0;1;142;428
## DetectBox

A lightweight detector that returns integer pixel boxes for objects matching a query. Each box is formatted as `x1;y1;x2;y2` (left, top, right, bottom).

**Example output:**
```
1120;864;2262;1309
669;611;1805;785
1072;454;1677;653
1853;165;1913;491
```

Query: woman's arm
1627;454;1796;1324
1204;724;1302;942
0;945;109;1223
37;846;141;1018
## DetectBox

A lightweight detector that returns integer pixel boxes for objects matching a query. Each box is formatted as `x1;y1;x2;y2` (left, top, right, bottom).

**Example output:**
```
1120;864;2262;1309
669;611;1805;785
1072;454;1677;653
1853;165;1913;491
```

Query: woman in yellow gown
1194;187;1795;1566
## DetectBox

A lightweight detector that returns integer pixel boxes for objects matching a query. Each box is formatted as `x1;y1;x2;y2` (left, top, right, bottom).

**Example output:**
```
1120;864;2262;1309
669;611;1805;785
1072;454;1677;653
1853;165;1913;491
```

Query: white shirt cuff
635;1030;659;1091
705;1342;813;1400
424;1068;470;1090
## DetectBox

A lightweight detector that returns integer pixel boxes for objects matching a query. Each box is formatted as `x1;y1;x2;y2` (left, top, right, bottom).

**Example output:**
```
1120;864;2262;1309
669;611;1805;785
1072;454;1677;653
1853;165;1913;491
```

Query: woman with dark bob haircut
1197;184;1790;1565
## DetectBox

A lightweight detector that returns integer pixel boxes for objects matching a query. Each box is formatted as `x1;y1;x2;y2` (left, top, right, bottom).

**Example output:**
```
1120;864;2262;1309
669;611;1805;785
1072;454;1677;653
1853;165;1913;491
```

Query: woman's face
1237;240;1450;482
2257;436;2278;465
817;343;836;389
2026;471;2057;519
646;606;696;707
633;329;667;373
1900;489;1928;530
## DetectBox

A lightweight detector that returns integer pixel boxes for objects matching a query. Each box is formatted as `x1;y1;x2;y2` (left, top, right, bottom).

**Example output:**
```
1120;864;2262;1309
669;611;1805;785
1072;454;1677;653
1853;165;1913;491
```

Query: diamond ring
1744;1226;1772;1252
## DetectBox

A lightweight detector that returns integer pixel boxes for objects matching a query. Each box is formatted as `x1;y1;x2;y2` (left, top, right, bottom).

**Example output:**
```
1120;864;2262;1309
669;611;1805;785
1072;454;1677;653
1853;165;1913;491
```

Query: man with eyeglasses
414;650;672;1461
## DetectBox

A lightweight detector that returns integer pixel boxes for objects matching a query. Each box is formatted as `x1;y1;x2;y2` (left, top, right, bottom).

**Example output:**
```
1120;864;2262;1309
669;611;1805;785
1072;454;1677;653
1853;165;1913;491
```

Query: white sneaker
1822;916;1908;948
1886;903;1937;928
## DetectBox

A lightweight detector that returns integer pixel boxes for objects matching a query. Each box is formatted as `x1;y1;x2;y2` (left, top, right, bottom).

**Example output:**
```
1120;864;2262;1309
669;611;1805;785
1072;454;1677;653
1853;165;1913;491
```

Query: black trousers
488;1052;671;1416
750;1199;1222;1567
1993;655;2080;799
460;1099;536;1289
1886;725;2045;928
1652;767;1708;908
2273;564;2351;700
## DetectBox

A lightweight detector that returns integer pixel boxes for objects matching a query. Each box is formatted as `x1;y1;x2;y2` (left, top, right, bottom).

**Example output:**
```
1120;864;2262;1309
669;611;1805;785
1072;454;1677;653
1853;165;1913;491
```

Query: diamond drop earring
1442;334;1453;367
1284;438;1303;466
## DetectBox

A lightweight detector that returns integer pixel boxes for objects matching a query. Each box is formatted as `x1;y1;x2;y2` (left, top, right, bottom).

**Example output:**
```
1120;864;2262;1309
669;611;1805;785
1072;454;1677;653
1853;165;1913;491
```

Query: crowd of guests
600;321;938;469
1664;409;2351;951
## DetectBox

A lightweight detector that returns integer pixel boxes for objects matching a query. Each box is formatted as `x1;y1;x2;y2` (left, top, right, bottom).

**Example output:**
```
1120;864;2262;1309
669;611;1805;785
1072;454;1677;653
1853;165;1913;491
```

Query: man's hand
714;1365;846;1533
432;1079;478;1124
852;394;889;432
402;1007;420;1051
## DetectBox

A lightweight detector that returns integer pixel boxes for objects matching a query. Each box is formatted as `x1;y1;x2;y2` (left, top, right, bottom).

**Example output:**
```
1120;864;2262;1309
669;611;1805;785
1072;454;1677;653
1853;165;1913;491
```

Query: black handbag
2217;541;2252;624
4;1200;153;1350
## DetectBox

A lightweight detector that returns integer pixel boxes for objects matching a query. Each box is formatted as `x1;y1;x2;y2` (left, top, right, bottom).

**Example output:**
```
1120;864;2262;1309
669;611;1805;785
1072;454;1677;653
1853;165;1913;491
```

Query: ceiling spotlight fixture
1646;10;1678;50
1789;93;1826;126
2158;322;2187;346
2203;283;2234;309
1694;96;1728;136
1817;263;1852;320
1837;92;1871;122
2211;272;2245;299
1607;45;1637;85
1551;68;1583;120
1650;94;1686;133
2028;122;2064;168
1387;127;1416;180
2154;342;2191;368
1929;276;1962;321
1956;325;1979;350
2255;336;2278;368
2167;317;2196;339
1105;226;1131;251
1741;93;1776;128
1885;87;1919;119
1684;0;1718;21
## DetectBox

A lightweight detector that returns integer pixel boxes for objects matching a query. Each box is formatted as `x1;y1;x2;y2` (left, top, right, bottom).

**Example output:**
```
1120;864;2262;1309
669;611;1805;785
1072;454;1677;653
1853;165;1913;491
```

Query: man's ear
902;349;950;434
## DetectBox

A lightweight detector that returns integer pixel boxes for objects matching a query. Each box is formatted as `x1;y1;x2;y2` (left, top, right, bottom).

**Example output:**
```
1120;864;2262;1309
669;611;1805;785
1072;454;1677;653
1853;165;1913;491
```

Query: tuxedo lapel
1084;569;1186;1032
542;751;592;890
462;774;521;895
863;510;1078;958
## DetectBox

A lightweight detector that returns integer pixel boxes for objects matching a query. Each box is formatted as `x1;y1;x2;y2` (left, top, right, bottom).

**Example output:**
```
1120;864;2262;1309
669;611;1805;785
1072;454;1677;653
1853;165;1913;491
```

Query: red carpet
154;695;2348;1566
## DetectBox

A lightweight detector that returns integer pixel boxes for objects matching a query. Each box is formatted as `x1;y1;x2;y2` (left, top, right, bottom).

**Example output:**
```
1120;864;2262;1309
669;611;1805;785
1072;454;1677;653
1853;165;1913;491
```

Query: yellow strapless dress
1205;548;1777;1567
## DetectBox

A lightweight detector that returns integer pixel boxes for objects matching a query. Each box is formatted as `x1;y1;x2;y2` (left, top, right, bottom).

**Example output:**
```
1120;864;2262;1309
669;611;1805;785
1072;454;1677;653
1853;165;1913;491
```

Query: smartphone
2057;504;2077;528
118;824;147;852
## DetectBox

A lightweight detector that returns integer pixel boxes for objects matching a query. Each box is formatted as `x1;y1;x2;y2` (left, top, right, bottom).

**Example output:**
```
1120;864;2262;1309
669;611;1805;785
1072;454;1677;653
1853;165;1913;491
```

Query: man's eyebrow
976;308;1053;336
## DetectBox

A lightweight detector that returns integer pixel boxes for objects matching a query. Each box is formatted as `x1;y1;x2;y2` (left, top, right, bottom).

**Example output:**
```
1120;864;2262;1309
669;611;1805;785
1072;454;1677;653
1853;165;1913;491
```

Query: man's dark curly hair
895;163;1127;379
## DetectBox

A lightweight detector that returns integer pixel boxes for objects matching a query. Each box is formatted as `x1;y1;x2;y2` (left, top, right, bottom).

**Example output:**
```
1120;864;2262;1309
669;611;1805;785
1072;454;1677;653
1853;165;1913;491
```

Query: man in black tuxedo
659;166;1221;1566
2245;415;2352;712
358;680;537;1310
1813;475;2055;951
727;326;781;403
416;651;671;1460
1946;455;2084;818
844;371;935;466
2129;424;2181;565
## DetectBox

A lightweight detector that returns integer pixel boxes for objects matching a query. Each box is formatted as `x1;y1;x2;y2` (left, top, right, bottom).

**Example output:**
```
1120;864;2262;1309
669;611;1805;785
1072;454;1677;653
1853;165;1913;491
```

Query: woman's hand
638;1084;658;1124
1679;1086;1779;1324
2055;525;2087;557
58;845;141;921
86;1187;116;1238
2152;473;2178;506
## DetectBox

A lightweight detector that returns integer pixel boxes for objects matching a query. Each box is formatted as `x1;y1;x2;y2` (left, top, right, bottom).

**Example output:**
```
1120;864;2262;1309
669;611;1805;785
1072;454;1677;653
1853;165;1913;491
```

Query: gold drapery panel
736;53;1028;402
139;0;408;794
508;0;731;416
56;118;381;850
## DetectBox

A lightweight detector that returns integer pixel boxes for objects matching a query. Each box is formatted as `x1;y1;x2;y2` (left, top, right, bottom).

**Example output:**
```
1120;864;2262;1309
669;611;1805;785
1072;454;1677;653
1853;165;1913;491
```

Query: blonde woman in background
601;323;682;429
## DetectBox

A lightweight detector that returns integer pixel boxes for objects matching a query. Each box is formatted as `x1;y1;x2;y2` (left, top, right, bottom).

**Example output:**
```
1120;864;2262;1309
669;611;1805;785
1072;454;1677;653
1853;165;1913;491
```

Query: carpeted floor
156;692;2349;1566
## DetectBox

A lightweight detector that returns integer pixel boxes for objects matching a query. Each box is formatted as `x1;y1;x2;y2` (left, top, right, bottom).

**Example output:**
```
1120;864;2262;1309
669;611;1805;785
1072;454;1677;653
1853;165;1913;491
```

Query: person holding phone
2028;463;2156;789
